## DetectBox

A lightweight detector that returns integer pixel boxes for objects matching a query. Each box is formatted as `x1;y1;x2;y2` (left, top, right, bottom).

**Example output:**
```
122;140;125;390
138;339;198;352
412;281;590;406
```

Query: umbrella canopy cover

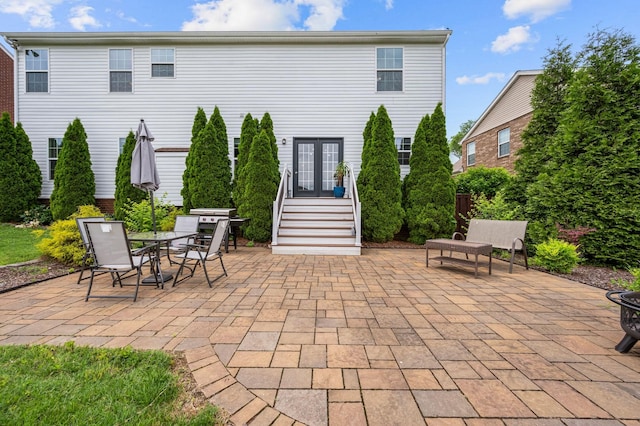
131;119;160;191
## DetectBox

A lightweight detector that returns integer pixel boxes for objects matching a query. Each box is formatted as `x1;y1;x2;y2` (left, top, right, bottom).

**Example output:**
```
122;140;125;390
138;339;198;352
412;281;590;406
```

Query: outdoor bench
426;219;528;276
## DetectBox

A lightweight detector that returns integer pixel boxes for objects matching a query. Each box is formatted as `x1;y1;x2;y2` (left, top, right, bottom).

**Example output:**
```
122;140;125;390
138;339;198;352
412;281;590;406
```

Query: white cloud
385;0;393;10
503;0;570;23
182;0;345;31
456;72;506;85
69;5;101;31
0;0;63;28
491;25;537;54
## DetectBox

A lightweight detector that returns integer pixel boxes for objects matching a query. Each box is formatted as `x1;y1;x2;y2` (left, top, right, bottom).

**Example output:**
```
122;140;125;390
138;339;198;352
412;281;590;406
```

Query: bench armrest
452;231;466;241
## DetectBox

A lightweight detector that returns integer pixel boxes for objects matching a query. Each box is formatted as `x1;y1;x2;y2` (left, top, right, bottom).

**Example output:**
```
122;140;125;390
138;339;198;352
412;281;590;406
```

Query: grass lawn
0;343;226;425
0;224;46;266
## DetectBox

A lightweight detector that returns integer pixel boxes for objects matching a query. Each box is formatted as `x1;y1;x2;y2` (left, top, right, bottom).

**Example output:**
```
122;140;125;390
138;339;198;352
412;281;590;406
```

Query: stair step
272;245;361;255
285;198;352;206
275;236;358;246
283;205;353;213
282;212;353;221
278;228;354;237
280;220;353;228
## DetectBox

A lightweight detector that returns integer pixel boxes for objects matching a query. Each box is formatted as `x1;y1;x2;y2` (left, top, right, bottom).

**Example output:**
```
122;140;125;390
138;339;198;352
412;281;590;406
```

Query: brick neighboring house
0;43;14;122
461;70;541;173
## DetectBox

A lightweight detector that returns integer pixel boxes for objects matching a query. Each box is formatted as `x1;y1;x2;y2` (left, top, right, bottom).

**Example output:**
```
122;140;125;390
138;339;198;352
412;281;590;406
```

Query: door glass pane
322;143;339;191
298;143;314;191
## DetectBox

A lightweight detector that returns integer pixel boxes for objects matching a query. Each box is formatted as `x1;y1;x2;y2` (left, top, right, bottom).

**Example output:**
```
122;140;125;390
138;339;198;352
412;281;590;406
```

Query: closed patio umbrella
131;119;160;234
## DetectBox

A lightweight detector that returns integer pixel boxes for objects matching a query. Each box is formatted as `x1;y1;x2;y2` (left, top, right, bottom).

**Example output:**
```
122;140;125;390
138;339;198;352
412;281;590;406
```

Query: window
377;47;403;92
109;49;132;92
467;141;476;166
48;138;63;180
25;49;48;92
498;128;510;157
233;137;240;175
151;48;174;77
119;137;126;154
395;137;411;165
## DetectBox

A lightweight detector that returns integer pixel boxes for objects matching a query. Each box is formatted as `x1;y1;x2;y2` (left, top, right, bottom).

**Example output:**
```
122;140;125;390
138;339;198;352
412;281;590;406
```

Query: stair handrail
272;164;291;246
346;162;361;246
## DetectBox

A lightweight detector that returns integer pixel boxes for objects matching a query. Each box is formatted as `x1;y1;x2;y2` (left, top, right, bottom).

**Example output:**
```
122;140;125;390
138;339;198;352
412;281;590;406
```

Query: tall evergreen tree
181;107;207;211
409;103;456;243
114;131;146;219
0;112;21;221
403;114;429;242
50;118;95;220
260;112;280;188
239;130;278;242
233;113;257;208
527;28;640;266
504;40;576;206
360;105;404;242
356;111;376;191
14;122;42;212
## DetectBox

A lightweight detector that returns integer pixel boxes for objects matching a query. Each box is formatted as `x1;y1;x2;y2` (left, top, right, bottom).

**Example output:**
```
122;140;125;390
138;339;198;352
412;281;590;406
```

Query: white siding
13;36;446;204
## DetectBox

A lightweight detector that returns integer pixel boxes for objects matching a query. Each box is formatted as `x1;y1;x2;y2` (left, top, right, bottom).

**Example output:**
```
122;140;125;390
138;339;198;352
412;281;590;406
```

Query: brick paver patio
1;247;639;425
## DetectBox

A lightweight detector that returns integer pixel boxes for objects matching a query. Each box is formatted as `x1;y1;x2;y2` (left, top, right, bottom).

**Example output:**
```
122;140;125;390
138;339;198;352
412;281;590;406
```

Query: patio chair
84;221;158;302
75;216;106;284
172;218;229;287
166;215;200;265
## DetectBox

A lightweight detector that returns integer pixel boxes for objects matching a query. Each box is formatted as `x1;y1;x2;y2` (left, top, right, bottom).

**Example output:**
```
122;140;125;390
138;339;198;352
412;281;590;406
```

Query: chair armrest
452;232;466;241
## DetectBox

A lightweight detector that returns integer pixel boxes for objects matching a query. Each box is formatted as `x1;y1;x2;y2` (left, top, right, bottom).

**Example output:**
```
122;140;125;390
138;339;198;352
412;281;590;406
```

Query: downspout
441;31;450;112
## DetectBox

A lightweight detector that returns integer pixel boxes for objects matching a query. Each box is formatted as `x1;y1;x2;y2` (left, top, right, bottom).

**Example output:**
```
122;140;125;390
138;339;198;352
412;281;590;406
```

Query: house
1;30;451;211
0;42;14;122
460;70;541;173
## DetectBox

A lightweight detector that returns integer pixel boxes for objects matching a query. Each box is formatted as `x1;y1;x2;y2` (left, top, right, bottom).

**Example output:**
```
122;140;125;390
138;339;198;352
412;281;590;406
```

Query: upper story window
396;137;411;165
377;47;403;92
498;128;510;157
467;141;476;166
48;137;62;180
151;48;175;77
109;49;132;92
25;49;48;93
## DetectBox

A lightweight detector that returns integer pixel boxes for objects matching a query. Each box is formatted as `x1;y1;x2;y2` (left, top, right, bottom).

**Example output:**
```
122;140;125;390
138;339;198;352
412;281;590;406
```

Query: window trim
497;127;510;158
376;47;404;92
150;48;175;78
48;137;63;180
109;48;133;93
25;48;49;93
467;141;476;166
395;137;411;165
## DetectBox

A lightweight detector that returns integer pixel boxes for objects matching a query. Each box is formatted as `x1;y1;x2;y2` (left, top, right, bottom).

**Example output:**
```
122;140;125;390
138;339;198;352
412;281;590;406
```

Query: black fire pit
606;291;640;353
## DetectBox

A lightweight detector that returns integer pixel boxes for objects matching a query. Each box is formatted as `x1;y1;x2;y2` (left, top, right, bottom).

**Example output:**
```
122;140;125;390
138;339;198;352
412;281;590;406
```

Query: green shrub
613;268;640;292
454;166;512;197
159;207;184;232
121;194;176;232
37;205;103;265
469;191;524;221
114;131;147;220
20;205;53;227
532;238;580;273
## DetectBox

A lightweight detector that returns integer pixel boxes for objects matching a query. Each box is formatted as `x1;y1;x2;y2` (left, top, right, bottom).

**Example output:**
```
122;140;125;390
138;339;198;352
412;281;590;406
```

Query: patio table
128;231;199;287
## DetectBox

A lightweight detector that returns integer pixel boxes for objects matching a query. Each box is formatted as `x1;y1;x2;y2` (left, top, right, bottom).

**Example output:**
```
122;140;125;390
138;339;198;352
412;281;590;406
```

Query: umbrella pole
149;190;157;235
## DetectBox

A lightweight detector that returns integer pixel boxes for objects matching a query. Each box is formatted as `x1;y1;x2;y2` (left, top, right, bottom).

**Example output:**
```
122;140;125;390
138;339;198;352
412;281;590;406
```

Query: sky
1;0;639;142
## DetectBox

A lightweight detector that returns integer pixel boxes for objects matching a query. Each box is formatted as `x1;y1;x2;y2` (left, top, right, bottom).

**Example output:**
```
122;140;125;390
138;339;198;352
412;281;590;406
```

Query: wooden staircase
271;198;361;255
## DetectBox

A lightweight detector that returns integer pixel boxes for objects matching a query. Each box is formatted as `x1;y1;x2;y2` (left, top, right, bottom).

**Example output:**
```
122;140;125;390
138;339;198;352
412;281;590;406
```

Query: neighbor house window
25;49;48;93
467;141;476;166
377;47;403;92
48;137;62;180
119;137;126;154
109;49;132;92
498;128;510;157
233;137;240;175
151;48;174;77
396;137;411;165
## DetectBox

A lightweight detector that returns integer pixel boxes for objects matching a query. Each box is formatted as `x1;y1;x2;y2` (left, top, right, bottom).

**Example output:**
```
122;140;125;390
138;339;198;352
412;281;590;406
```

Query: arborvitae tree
410;103;456;243
114;131;146;219
188;120;231;208
360;105;404;242
233;113;257;208
14;122;42;212
0;112;21;221
239;130;278;242
260;112;280;187
504;40;575;207
181;107;207;211
403;114;429;243
356;111;376;191
527;28;640;266
50;118;95;220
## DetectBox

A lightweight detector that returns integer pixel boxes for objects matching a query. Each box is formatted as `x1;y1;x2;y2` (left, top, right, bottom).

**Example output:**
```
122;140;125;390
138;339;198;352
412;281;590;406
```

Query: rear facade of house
3;31;450;210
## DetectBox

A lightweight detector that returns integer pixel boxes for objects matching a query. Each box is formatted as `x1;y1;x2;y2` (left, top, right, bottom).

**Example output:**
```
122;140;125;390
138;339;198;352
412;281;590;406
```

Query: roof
463;70;542;141
0;42;12;58
2;30;452;49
